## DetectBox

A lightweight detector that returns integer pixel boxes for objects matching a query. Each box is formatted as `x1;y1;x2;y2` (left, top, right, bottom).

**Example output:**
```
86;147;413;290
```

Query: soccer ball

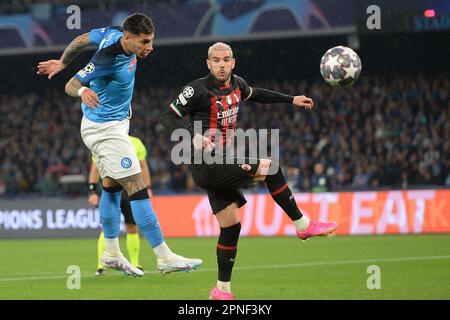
320;46;362;87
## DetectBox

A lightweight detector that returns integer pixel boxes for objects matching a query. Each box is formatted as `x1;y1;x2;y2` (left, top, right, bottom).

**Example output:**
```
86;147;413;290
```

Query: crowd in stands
0;0;181;15
0;74;448;196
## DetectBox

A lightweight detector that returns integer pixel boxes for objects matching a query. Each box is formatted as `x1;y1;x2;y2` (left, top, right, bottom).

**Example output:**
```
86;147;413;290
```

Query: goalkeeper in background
88;135;153;275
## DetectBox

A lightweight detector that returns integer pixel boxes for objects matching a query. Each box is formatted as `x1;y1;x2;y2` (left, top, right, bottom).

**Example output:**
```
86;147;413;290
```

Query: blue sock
129;189;164;248
99;186;122;239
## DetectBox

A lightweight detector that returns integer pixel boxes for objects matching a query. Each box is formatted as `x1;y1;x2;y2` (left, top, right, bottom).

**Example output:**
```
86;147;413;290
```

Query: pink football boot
210;287;234;300
297;220;338;240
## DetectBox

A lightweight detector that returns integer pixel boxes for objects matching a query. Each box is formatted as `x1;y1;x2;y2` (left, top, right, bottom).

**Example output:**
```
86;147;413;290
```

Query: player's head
122;13;155;59
207;42;235;84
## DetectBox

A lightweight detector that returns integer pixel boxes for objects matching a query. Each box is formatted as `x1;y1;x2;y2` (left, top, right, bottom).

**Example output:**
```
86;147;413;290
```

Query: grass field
1;234;449;300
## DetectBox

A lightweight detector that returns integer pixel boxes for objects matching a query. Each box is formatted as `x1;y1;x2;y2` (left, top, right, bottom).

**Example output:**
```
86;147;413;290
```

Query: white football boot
157;254;203;274
101;253;144;277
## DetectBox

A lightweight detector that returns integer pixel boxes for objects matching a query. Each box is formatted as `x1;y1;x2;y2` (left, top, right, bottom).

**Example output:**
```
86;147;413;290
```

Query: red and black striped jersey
168;73;253;147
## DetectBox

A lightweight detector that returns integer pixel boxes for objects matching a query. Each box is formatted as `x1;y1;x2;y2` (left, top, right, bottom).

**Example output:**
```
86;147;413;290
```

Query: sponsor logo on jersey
182;86;194;99
105;32;115;42
121;157;132;169
240;164;252;171
99;32;116;49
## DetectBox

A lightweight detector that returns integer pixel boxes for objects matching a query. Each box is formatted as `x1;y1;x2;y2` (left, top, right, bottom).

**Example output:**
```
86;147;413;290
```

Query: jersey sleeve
168;81;205;118
89;27;108;46
74;51;115;85
234;75;253;100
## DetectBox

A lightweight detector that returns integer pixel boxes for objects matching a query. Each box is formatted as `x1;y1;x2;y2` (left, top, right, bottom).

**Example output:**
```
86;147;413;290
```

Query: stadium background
0;0;449;300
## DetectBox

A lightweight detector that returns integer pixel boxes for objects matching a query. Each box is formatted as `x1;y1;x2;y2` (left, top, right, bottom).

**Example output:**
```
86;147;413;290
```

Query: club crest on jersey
182;86;194;99
240;164;252;171
121;157;132;169
83;63;95;73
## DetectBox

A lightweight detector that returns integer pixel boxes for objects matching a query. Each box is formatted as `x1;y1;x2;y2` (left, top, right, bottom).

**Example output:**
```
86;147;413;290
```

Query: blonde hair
208;42;233;58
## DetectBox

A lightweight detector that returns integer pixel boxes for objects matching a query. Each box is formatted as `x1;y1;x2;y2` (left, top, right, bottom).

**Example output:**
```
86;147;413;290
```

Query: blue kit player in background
37;13;202;277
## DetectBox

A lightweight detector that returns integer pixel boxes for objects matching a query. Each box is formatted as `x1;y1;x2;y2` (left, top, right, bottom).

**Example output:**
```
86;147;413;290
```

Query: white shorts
80;116;141;180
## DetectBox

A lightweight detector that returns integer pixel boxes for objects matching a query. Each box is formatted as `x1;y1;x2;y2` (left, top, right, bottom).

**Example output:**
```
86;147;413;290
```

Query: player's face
207;50;235;84
126;32;154;59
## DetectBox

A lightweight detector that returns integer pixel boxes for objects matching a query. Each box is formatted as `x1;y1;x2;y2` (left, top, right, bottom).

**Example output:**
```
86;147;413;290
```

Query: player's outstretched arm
37;33;91;79
247;88;313;109
292;95;314;109
65;76;99;108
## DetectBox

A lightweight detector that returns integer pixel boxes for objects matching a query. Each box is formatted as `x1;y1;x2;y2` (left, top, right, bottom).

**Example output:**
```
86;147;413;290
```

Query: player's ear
231;58;235;70
206;59;211;71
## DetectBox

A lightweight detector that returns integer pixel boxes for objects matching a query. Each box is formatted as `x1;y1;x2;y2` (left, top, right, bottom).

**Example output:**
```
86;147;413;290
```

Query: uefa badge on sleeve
84;63;95;73
182;86;194;99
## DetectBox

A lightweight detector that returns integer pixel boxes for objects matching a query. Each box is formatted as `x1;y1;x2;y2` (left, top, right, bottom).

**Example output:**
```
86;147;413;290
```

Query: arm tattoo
118;173;147;196
65;77;82;97
61;33;91;66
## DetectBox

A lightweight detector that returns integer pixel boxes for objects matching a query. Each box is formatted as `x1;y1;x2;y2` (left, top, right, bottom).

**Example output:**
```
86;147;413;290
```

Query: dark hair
123;13;154;35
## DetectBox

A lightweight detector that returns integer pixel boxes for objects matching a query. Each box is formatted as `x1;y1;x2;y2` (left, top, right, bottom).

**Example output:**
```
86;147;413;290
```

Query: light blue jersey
75;26;137;123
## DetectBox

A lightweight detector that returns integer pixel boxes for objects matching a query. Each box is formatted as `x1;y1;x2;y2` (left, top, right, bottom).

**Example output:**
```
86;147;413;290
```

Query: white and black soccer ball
320;46;362;87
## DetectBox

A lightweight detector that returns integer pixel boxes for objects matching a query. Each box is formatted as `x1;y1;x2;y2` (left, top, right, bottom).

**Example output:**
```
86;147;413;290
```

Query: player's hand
81;88;100;109
292;95;314;110
147;187;153;198
36;59;66;79
88;193;99;207
193;133;215;152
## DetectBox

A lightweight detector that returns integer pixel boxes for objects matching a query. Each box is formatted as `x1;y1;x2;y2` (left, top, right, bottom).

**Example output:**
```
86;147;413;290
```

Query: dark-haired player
37;13;201;277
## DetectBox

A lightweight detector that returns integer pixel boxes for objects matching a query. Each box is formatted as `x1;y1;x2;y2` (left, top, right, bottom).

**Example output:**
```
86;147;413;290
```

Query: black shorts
191;157;260;214
120;192;136;225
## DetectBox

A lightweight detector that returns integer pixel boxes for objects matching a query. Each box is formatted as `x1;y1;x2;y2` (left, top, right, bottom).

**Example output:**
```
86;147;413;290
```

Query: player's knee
254;159;272;180
216;203;240;227
102;176;121;189
119;174;147;196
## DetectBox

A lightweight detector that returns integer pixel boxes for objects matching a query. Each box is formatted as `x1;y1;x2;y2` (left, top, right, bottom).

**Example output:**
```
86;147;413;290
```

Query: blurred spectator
311;163;329;192
352;165;370;188
0;0;184;16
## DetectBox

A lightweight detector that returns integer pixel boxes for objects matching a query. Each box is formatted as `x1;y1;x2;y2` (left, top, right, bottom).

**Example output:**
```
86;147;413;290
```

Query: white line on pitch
0;255;449;282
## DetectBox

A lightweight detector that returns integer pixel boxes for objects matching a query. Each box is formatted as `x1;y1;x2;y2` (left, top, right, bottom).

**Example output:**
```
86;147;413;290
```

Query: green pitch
1;234;449;300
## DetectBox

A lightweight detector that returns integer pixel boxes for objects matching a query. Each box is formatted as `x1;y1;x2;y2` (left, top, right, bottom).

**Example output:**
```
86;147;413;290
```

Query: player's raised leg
119;173;202;273
255;159;337;240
